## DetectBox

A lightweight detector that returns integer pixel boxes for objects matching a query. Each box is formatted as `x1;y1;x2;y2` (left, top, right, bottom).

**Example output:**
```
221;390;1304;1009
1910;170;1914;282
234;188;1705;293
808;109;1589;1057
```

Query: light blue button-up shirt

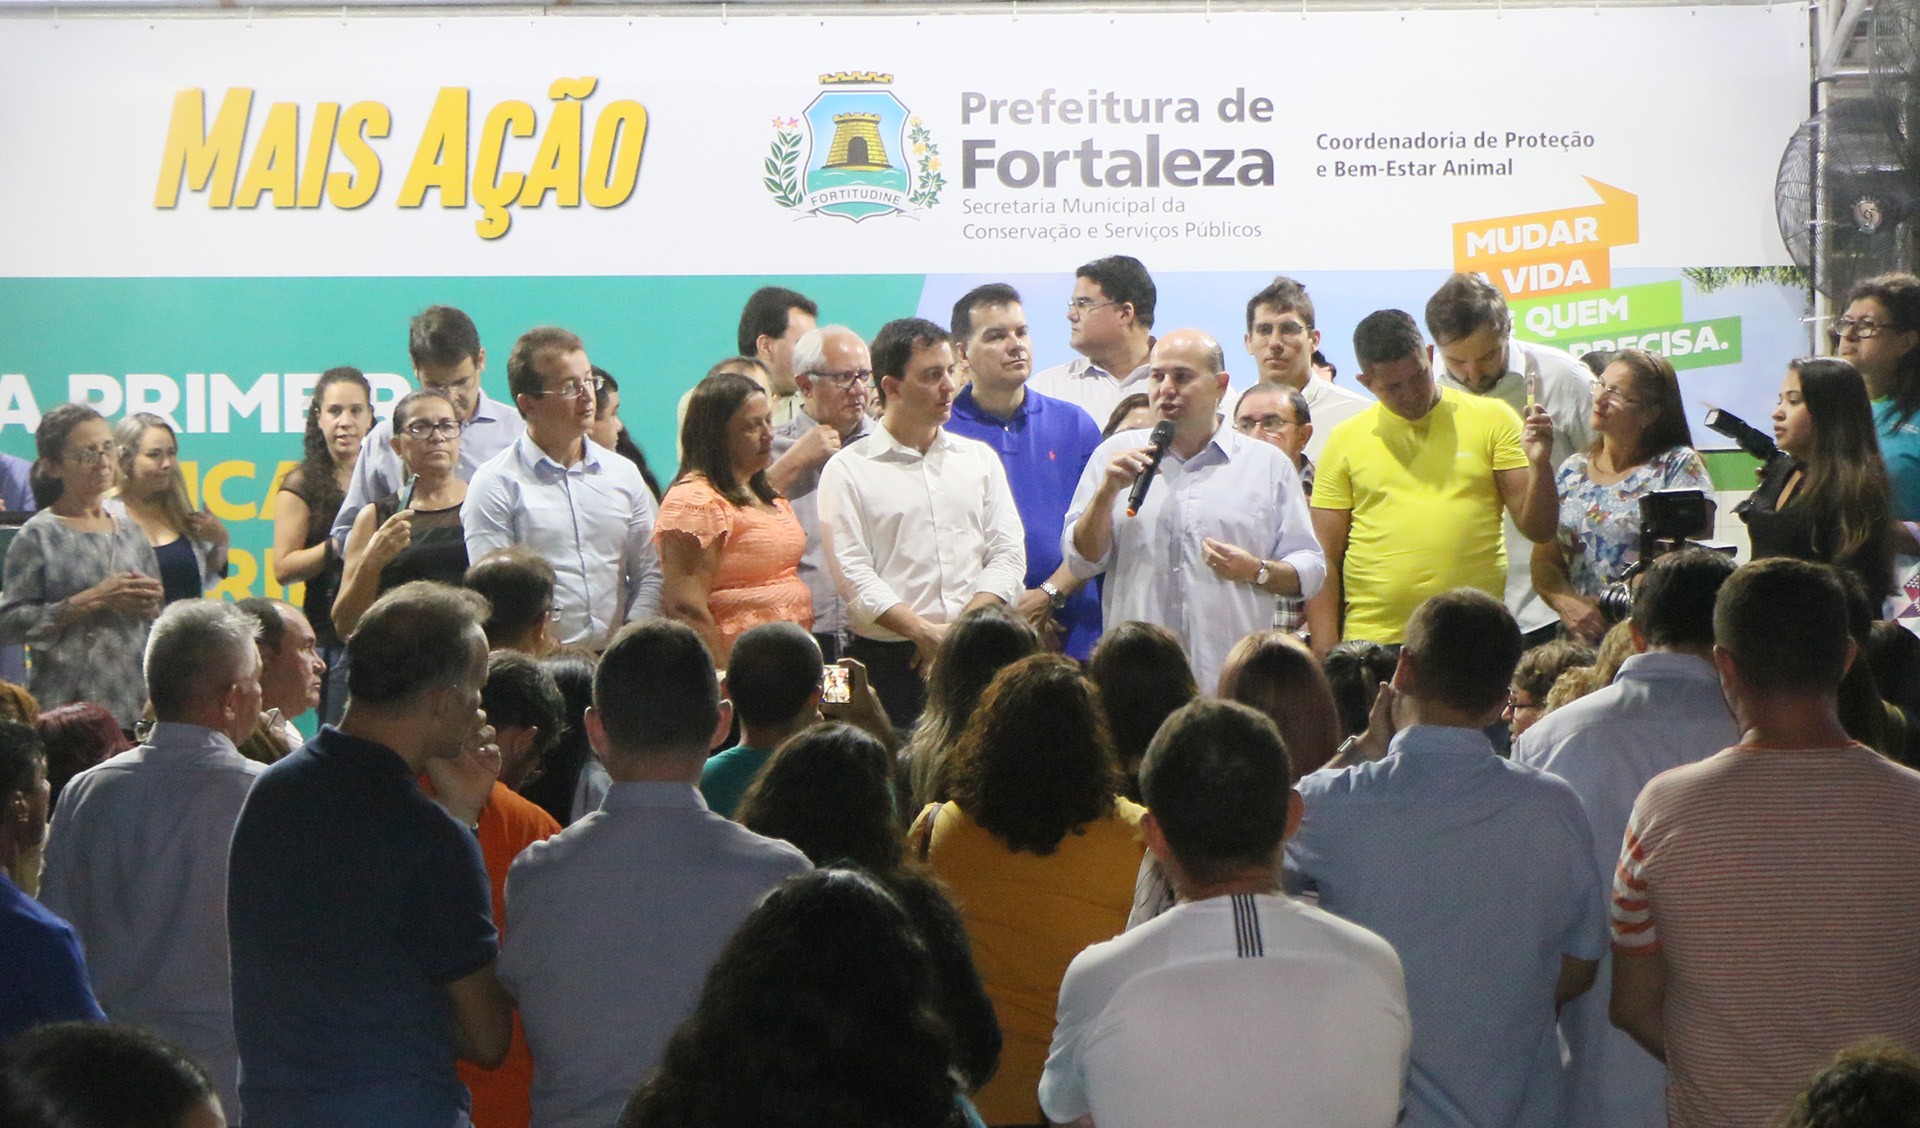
1287;724;1607;1128
1514;651;1738;1128
330;390;525;547
499;781;811;1128
41;722;265;1118
462;433;662;649
1063;420;1324;693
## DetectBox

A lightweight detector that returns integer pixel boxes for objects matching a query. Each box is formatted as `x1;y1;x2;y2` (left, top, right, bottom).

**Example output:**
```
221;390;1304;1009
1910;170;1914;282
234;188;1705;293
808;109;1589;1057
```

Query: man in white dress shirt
464;327;662;650
819;317;1026;728
1243;275;1374;461
331;304;524;545
1029;255;1160;425
1065;329;1325;694
40;600;267;1118
1426;273;1595;645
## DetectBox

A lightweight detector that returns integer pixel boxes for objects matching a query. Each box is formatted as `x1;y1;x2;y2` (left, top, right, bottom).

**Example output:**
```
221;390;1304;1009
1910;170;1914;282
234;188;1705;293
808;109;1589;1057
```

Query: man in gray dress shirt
767;325;874;661
41;600;267;1117
500;620;811;1128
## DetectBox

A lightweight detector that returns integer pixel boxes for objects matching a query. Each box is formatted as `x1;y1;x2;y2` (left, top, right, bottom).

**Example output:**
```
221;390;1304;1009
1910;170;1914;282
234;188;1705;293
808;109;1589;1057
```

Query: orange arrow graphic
1452;178;1639;272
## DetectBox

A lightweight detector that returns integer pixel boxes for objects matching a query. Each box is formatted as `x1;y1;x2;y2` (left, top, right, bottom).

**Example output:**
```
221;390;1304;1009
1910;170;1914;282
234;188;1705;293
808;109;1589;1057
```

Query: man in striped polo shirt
1611;558;1920;1128
1039;699;1410;1128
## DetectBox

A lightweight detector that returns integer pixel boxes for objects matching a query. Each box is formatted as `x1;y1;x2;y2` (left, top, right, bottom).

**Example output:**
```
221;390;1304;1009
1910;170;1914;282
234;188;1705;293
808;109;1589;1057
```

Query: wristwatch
1253;561;1272;587
1039;581;1069;611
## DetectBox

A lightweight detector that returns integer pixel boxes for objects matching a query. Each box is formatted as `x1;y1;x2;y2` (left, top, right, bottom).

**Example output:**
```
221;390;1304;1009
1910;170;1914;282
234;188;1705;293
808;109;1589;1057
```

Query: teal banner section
0;274;928;602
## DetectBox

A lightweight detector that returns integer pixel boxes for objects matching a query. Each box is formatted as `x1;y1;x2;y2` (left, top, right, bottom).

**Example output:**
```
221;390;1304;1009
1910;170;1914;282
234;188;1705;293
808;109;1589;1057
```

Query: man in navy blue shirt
947;283;1105;658
0;722;104;1046
229;581;513;1128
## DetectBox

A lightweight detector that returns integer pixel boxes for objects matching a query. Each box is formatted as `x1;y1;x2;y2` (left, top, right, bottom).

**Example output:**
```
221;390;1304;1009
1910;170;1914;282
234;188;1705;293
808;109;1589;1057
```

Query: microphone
1126;420;1178;517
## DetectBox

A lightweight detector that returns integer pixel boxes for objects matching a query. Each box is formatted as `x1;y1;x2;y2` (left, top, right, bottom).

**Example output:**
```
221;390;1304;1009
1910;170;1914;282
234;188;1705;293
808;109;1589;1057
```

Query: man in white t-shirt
1039;699;1410;1128
1243;275;1373;461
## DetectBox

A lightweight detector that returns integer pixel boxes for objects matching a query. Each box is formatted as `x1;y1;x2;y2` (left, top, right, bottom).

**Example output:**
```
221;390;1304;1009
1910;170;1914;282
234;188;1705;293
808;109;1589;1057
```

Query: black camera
1595;489;1735;623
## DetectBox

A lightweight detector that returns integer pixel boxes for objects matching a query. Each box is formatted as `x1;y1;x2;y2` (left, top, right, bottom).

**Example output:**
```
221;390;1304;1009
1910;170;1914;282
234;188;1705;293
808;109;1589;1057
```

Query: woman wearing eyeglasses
332;389;471;637
1833;276;1920;574
1531;349;1712;643
0;404;162;728
656;372;811;664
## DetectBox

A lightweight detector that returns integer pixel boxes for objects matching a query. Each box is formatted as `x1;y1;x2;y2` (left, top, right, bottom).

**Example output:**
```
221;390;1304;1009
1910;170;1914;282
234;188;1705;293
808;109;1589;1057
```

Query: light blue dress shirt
40;722;265;1118
500;781;811;1128
330;390;525;546
1514;651;1738;1128
462;434;662;649
1063;420;1324;693
1287;724;1607;1128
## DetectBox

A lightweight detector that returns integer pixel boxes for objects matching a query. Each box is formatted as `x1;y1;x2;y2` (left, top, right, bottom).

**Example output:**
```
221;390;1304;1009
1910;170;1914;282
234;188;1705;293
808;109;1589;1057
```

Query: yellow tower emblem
824;113;894;172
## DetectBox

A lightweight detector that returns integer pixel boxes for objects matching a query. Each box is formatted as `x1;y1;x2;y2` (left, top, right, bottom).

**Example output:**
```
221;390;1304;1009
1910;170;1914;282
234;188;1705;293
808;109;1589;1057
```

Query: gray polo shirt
40;722;265;1117
770;407;872;638
500;781;811;1128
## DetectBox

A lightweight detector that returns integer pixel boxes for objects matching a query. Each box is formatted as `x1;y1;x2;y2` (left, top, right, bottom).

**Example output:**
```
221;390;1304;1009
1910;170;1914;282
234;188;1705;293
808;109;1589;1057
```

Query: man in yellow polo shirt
1309;309;1558;652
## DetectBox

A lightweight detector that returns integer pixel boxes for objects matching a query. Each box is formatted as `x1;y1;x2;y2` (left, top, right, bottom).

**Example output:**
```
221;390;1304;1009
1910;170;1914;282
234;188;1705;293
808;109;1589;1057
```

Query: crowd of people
1;262;1919;1128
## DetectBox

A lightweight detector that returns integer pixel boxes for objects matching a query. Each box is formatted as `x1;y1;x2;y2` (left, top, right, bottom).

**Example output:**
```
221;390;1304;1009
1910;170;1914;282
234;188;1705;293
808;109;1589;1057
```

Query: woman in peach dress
656;371;813;665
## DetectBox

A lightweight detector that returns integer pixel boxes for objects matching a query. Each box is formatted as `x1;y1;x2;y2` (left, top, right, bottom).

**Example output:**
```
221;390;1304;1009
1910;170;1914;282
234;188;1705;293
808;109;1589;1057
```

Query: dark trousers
813;631;844;664
846;636;927;731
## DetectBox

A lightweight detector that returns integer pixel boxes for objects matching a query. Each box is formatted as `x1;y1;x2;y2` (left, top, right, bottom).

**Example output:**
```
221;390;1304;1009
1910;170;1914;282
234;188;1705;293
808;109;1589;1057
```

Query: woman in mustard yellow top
911;654;1146;1127
657;372;812;665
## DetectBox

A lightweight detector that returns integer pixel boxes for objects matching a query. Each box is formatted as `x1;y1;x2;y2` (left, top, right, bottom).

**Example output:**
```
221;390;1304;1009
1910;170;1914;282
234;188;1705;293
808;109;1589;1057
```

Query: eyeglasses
64;443;119;465
1259;321;1311;338
1595;383;1645;409
530;375;605;401
402;419;462;440
1830;316;1901;341
1235;414;1296;434
1067;297;1119;315
808;369;873;388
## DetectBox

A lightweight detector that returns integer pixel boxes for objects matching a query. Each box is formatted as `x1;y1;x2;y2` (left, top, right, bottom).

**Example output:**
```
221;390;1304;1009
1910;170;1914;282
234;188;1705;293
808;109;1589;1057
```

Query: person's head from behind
724;622;823;740
0;721;48;877
1216;631;1341;777
736;285;819;393
589;620;730;771
1397;589;1524;724
1087;621;1198;788
465;548;556;655
1868;620;1920;718
234;598;324;720
622;868;957;1128
0;1022;224;1128
483;650;564;790
1714;558;1853;707
1140;700;1298;896
537;650;598;782
1424;272;1513;394
37;704;130;810
1778;1038;1920;1128
146;601;263;746
1103;392;1154;438
946;654;1123;856
343;581;490;761
1324;639;1399;739
1506;639;1595;737
408;305;485;421
1353;309;1439;421
922;604;1041;735
735;723;899;872
1630;548;1738;655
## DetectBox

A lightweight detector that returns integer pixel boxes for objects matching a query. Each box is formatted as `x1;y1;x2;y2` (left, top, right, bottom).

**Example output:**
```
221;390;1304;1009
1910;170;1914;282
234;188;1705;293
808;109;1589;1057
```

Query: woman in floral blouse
1532;348;1713;643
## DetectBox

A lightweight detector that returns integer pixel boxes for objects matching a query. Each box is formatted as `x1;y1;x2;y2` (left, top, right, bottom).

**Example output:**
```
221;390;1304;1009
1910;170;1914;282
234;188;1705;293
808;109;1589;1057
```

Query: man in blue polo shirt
229;581;513;1128
947;283;1105;657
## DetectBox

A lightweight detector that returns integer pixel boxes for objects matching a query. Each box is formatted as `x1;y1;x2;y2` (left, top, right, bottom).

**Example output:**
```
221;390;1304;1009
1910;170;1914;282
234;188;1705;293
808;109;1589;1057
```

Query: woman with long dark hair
1835;274;1920;517
0;405;161;728
898;604;1041;812
623;868;977;1128
272;366;372;721
1532;348;1714;642
1737;357;1895;603
912;654;1144;1127
1085;621;1198;797
656;372;810;665
735;722;1002;1094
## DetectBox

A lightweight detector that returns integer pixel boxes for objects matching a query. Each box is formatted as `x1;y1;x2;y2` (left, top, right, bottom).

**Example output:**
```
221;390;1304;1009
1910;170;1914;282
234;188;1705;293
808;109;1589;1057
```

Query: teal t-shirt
698;745;774;818
1877;398;1920;521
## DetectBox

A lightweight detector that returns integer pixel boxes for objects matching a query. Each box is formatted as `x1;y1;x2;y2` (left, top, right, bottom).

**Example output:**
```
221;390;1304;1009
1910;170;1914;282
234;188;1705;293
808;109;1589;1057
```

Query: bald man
1065;329;1325;692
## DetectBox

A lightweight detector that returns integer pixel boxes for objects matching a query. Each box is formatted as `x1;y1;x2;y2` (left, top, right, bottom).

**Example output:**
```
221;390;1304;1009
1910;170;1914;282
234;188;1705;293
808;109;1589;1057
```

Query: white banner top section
0;5;1808;278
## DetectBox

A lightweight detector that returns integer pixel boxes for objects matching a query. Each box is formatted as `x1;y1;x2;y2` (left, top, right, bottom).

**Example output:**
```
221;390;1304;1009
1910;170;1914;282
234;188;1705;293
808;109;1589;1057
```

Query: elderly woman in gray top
0;404;162;729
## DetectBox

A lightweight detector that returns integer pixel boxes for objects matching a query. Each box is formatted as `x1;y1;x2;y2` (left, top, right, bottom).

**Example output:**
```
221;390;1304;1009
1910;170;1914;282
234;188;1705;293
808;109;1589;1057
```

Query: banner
0;5;1811;602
